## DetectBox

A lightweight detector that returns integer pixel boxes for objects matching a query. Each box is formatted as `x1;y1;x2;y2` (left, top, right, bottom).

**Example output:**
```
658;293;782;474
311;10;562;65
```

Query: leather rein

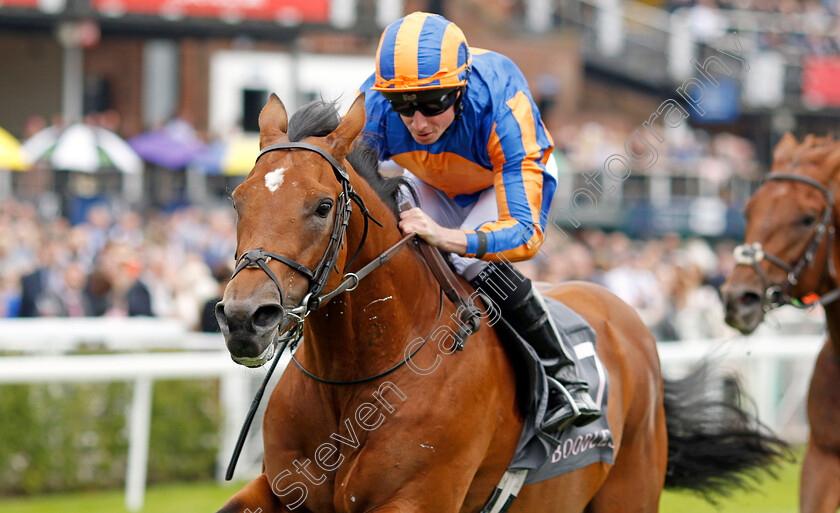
225;141;479;479
733;173;840;310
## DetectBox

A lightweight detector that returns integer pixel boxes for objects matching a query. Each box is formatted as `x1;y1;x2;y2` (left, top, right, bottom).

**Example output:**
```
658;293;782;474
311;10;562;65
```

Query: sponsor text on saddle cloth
499;296;614;484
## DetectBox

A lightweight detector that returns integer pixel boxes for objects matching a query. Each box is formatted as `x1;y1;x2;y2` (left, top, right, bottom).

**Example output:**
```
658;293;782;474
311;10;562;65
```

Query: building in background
2;0;839;237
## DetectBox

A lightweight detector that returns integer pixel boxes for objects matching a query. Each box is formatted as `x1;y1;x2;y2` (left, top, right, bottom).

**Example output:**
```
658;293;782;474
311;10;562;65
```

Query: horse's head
215;93;367;367
722;133;840;334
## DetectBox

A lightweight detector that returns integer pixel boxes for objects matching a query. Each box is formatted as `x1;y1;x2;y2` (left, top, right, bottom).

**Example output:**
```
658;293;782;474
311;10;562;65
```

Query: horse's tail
662;360;790;503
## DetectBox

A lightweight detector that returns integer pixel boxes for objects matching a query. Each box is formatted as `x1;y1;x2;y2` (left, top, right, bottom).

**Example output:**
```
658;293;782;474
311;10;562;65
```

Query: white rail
0;321;825;510
659;335;824;442
0;348;274;511
0;317;220;353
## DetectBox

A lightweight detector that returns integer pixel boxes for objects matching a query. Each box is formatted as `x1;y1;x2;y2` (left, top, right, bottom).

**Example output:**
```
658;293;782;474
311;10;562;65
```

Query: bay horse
722;133;840;513
214;93;784;513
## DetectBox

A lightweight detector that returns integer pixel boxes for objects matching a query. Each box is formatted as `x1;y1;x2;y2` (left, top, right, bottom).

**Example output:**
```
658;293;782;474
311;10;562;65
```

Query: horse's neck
302;192;441;382
823;297;840;354
826;215;840;352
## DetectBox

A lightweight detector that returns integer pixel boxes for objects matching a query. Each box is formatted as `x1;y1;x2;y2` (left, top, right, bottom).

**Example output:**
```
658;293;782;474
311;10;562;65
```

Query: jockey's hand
399;207;468;255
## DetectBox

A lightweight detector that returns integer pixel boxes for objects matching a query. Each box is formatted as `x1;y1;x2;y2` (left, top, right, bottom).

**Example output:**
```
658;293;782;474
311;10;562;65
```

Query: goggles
382;88;460;117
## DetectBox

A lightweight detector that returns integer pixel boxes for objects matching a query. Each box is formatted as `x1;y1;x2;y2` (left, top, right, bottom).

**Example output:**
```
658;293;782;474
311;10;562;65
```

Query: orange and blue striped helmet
373;12;471;92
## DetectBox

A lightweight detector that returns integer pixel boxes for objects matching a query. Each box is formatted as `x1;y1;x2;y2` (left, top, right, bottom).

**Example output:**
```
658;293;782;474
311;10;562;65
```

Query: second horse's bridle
733;172;840;309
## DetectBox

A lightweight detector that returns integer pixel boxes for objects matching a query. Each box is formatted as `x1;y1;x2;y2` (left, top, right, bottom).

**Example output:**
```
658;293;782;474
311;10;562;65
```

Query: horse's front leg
217;474;293;513
800;439;840;513
357;496;461;513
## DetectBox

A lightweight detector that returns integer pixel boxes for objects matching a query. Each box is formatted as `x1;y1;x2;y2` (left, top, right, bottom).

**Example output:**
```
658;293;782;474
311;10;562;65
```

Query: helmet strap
454;67;470;122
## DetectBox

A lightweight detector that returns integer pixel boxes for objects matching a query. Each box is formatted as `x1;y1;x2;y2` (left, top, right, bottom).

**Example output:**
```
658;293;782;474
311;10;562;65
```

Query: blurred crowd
0;199;235;331
552;122;759;211
0;194;754;341
669;0;840;55
555;122;758;178
517;228;738;341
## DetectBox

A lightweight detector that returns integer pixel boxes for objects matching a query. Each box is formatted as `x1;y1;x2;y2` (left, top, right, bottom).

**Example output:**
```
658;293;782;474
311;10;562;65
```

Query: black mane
287;100;405;215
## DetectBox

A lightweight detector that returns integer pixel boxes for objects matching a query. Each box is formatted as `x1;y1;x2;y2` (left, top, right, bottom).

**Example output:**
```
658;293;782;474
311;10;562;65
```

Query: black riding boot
470;262;600;431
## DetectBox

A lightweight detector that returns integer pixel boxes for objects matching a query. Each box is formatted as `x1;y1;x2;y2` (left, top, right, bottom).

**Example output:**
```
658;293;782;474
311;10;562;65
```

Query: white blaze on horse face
265;168;286;192
771;184;789;197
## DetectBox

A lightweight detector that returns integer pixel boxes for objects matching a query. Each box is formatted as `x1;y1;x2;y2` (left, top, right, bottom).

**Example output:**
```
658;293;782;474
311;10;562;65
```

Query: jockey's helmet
373;12;471;92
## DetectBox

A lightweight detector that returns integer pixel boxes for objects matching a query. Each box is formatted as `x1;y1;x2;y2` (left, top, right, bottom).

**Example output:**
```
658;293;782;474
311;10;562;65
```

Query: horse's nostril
253;304;284;330
740;292;761;307
215;302;228;329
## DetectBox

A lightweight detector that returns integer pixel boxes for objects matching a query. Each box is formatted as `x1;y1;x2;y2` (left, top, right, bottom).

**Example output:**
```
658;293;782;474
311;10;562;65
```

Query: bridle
231;141;383;321
224;140;422;480
733;173;840;310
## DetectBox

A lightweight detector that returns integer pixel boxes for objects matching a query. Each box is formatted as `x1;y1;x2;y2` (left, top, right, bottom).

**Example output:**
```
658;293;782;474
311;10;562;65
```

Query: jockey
359;11;599;431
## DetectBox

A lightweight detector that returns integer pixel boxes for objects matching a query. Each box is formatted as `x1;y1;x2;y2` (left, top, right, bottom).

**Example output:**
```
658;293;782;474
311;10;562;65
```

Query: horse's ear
325;93;366;160
259;93;288;148
825;143;840;181
771;132;799;170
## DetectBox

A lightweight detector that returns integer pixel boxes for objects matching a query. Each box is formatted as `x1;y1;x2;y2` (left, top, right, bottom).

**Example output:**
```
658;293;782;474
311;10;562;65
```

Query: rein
225;142;449;480
296;233;415;316
224;230;419;481
290;289;444;385
733;173;840;310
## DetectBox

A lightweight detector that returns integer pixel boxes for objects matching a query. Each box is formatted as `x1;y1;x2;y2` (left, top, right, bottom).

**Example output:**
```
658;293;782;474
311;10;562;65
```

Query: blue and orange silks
361;48;556;262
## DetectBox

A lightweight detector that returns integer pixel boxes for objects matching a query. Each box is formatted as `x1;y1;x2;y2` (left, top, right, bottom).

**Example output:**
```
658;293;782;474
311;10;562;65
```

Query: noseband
224;141;420;480
231;141;382;318
733;173;840;309
225;139;487;480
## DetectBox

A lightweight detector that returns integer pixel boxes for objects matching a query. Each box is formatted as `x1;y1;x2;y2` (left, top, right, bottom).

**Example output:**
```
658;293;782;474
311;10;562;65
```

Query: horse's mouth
228;312;300;368
231;334;278;368
724;309;764;335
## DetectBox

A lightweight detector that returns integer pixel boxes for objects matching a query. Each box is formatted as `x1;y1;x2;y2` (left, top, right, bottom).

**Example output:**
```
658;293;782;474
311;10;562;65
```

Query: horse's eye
800;214;817;227
315;200;333;218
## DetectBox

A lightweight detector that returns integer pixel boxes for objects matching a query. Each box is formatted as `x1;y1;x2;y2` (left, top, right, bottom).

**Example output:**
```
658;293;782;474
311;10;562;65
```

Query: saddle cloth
495;296;614;484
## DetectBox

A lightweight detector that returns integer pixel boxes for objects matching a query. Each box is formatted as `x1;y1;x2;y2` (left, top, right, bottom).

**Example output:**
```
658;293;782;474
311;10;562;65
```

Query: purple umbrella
128;119;205;170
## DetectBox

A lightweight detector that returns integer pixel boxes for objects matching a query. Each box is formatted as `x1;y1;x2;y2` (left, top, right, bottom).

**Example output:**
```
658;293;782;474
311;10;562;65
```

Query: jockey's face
398;96;458;145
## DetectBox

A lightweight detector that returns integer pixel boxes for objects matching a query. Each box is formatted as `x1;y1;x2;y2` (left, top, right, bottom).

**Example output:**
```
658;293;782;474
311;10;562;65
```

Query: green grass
660;450;801;513
0;453;802;513
0;481;245;513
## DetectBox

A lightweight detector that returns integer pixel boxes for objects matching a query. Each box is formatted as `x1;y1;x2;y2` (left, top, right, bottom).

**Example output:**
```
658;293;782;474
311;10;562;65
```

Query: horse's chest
262;438;395;513
262;393;404;512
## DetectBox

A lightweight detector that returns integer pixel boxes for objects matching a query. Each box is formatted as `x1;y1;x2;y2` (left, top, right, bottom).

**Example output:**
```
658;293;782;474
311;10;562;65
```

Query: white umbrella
23;123;142;174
